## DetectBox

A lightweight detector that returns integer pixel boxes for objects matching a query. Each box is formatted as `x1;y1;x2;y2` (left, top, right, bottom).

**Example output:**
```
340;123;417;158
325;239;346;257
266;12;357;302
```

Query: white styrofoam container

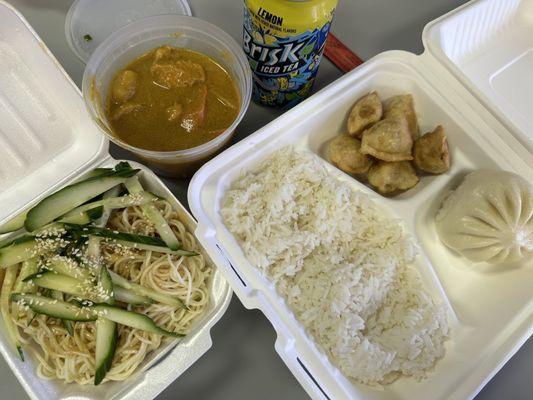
188;1;533;399
0;2;232;399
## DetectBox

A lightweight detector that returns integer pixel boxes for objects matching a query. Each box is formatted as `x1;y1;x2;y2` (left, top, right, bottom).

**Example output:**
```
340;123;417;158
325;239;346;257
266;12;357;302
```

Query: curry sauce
106;46;240;152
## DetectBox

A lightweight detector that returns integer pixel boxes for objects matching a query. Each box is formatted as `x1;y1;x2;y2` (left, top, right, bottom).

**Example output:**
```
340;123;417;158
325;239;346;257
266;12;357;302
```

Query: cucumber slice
93;305;183;338
28;271;97;300
1;265;24;360
49;290;74;336
11;293;96;322
0;213;27;235
44;256;94;282
98;266;115;306
13;258;39;293
125;177;180;251
108;270;186;310
94;266;117;385
58;207;103;225
60;192;156;223
24;166;140;232
113;286;153;306
0;238;61;268
94;185;122;229
0;168;113;234
65;225;197;256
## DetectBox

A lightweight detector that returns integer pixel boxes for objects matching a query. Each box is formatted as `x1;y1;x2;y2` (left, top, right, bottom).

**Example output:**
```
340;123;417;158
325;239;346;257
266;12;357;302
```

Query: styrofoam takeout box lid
187;0;533;399
0;1;107;227
423;0;533;154
0;2;232;399
65;0;192;63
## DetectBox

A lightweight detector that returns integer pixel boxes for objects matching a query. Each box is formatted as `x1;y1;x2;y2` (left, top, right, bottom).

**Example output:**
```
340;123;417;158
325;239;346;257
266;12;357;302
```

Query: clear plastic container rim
82;14;252;161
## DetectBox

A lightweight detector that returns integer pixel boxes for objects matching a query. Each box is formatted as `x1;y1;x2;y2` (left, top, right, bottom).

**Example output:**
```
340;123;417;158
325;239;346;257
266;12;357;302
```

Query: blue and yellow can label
243;0;337;108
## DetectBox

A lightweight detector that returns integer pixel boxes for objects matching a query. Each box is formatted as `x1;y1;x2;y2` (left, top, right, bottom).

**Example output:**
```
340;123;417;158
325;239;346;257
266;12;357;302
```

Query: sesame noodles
12;199;211;384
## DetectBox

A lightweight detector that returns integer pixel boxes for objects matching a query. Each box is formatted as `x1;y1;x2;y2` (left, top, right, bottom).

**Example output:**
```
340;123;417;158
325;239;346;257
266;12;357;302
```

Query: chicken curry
106;45;240;152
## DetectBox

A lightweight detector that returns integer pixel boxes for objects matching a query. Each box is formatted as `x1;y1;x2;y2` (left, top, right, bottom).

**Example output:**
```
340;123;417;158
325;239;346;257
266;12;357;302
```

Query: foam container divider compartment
188;31;533;400
0;2;232;399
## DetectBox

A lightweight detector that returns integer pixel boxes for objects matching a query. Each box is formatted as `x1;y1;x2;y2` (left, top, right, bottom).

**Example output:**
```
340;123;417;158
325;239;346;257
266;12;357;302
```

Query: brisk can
243;0;338;108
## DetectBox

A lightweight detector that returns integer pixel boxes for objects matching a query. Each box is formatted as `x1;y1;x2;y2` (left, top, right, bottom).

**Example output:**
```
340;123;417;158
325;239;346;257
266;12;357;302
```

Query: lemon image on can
243;0;338;108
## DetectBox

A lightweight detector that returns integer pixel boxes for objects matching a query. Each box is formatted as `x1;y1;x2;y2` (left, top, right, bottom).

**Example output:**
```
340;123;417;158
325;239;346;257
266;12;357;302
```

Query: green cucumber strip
94;185;122;229
28;271;97;300
0;212;27;235
113;286;153;306
13;258;39;294
0;168;113;235
24;166;140;232
65;225;196;256
0;239;58;268
42;257;94;282
124;177;180;251
11;293;96;322
88;185;122;258
60;192;156;223
1;265;24;360
98;266;115;306
94;317;117;385
92;305;184;338
108;270;187;310
0;234;34;250
66;225;169;247
94;266;117;385
58;206;103;225
49;290;74;336
0;223;68;250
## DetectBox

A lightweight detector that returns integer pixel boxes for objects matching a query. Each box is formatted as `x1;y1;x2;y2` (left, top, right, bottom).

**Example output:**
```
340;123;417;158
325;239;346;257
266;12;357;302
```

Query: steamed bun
436;170;533;265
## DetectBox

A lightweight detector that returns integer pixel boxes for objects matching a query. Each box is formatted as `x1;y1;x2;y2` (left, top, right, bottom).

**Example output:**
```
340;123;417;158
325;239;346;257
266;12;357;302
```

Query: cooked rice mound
221;147;448;385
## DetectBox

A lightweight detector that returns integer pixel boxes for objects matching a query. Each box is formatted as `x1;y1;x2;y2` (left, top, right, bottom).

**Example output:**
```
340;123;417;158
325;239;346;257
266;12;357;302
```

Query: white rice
221;147;448;385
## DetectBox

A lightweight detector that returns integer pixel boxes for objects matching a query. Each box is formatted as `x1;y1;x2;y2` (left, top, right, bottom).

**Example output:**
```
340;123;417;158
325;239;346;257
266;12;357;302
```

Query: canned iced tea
243;0;338;108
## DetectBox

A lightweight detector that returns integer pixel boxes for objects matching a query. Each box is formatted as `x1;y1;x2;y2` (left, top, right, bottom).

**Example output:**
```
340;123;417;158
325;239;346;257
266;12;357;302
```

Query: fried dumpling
367;161;419;195
413;125;450;174
360;117;413;162
436;170;533;265
347;91;383;138
329;134;373;175
384;94;419;139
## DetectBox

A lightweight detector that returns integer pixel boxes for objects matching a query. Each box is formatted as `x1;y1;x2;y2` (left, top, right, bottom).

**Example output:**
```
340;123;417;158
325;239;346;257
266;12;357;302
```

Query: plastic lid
65;0;192;63
0;3;107;225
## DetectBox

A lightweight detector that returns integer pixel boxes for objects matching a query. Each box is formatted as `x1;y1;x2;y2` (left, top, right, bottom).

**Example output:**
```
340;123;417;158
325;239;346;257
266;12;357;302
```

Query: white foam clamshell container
0;2;232;399
188;0;533;399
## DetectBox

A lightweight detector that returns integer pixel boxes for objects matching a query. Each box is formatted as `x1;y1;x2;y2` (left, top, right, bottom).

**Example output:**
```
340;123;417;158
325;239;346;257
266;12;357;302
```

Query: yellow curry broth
106;46;240;152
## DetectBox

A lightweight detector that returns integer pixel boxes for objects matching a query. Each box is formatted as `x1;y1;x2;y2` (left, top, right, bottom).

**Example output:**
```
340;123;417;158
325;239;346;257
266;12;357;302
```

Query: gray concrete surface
1;0;532;399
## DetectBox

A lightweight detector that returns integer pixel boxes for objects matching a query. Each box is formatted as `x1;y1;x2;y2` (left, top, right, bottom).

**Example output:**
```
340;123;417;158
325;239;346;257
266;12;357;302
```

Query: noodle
12;199;211;384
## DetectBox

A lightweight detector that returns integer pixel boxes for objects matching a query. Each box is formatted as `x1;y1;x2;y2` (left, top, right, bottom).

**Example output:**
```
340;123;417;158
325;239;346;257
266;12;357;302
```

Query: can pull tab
324;33;364;73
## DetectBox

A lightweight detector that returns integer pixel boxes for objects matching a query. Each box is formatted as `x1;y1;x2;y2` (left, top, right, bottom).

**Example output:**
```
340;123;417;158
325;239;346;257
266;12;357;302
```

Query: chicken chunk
151;60;206;88
153;45;173;63
329;134;374;175
413;125;450;174
180;84;208;132
111;70;138;103
347;91;383;138
360;117;413;162
383;94;419;139
368;161;419;195
110;102;143;121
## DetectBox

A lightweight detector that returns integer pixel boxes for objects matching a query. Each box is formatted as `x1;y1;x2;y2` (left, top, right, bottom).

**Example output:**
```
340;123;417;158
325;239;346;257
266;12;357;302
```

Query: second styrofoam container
188;2;533;397
0;2;232;399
